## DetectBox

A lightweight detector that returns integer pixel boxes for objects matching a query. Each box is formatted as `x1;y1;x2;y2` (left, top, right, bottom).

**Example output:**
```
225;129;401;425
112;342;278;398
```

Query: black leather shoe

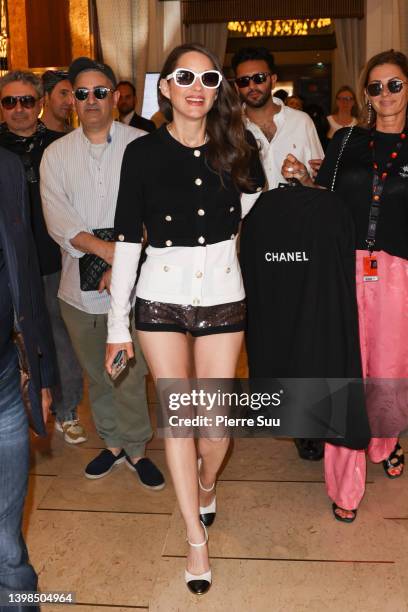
294;438;324;461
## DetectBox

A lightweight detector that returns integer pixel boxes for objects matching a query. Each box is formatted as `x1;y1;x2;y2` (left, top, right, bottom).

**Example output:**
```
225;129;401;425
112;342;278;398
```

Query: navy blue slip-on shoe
125;456;165;490
85;449;126;479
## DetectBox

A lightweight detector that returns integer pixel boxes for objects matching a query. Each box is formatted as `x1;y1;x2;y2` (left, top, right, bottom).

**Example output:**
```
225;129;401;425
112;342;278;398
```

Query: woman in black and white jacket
106;43;264;595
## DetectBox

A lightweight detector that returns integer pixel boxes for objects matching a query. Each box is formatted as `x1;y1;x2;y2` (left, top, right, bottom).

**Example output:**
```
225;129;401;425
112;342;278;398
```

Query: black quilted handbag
79;228;114;291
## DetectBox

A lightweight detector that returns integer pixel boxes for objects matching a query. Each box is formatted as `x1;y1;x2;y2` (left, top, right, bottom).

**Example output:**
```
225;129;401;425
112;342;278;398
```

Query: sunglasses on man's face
366;78;408;97
1;95;38;110
235;72;271;89
166;68;222;89
73;86;114;101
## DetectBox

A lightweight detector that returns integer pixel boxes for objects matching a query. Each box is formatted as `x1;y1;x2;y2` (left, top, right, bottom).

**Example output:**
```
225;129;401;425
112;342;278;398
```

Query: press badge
363;256;378;282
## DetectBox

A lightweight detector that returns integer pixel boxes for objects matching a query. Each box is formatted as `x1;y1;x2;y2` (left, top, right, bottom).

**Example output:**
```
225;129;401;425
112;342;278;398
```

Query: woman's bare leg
194;331;244;507
137;331;208;576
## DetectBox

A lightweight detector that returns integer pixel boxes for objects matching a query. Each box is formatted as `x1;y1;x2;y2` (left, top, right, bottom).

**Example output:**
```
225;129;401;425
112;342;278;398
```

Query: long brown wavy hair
358;49;408;128
158;43;254;191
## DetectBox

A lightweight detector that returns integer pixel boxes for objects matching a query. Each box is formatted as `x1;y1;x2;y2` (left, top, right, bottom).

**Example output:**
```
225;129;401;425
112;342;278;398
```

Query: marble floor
26;365;408;612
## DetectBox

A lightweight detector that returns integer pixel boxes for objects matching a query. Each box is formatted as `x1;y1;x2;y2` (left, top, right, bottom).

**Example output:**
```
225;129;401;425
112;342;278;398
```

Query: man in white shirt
41;57;164;489
232;47;323;190
232;47;324;461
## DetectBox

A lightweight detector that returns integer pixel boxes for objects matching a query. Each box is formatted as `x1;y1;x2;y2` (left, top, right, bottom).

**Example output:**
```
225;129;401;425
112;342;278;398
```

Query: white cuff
64;227;93;258
107;241;142;343
241;191;263;219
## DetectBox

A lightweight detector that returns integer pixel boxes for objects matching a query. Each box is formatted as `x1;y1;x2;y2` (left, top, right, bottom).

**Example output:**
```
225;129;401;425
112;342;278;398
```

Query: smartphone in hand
110;349;129;381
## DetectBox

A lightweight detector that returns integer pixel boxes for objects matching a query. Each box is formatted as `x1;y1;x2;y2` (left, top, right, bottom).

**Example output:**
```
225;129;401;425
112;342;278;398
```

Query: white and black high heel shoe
198;458;216;526
185;522;212;595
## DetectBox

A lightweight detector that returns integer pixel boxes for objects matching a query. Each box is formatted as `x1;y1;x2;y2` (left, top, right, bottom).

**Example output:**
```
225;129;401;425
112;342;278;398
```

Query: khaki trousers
60;300;152;456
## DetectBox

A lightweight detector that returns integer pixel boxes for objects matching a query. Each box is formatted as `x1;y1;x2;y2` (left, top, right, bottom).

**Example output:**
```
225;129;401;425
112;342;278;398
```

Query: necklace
365;128;407;254
167;123;208;147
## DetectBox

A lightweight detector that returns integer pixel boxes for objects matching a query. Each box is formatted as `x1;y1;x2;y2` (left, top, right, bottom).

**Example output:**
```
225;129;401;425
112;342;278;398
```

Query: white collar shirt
244;96;324;190
40;120;146;314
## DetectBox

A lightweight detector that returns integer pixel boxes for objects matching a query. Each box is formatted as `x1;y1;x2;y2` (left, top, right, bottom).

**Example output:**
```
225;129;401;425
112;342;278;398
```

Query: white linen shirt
40;121;146;314
245;97;324;190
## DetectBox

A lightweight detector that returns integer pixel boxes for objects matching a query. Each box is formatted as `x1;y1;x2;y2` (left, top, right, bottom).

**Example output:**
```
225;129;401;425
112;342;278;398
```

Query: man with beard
116;80;155;132
232;48;324;461
231;47;323;190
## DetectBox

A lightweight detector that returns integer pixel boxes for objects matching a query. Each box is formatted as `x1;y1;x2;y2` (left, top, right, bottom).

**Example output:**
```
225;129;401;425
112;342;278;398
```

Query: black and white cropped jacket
108;125;265;343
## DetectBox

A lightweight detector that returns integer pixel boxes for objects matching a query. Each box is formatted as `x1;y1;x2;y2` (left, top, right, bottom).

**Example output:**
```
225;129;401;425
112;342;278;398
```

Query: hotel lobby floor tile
370;473;408;518
23;475;56;535
164;481;392;561
39;449;175;514
219;438;324;482
26;510;169;608
149;557;404;612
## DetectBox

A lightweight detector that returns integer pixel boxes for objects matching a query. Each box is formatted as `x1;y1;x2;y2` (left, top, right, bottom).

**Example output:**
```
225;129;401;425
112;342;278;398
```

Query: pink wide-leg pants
325;250;408;510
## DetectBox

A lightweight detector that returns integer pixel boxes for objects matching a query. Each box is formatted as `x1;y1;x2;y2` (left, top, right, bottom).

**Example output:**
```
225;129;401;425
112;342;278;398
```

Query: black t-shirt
0;122;63;275
316;126;408;259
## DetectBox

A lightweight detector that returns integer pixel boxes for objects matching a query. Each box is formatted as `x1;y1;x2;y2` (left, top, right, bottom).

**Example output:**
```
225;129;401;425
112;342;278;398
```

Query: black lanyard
366;172;384;253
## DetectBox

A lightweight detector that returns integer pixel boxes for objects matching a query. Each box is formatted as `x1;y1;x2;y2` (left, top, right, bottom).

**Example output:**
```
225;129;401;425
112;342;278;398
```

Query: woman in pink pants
282;49;408;522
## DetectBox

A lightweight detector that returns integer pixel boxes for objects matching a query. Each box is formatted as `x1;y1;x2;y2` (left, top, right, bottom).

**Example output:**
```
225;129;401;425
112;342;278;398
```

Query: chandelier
227;18;332;38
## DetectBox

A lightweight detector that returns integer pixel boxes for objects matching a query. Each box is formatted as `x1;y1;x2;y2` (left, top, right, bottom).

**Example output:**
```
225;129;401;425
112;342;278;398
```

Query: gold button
165;215;172;222
118;234;125;241
230;234;235;240
226;267;231;273
193;298;200;305
196;271;203;278
230;206;235;212
165;240;173;247
163;265;169;272
197;208;205;216
198;236;205;244
194;150;201;157
256;186;262;192
195;178;202;186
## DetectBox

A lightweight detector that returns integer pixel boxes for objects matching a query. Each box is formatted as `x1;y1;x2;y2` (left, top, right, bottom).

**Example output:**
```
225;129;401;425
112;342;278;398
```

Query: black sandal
332;503;357;523
382;442;405;479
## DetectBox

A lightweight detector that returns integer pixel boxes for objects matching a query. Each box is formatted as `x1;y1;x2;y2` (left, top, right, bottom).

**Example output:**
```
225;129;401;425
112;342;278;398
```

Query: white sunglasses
166;68;222;89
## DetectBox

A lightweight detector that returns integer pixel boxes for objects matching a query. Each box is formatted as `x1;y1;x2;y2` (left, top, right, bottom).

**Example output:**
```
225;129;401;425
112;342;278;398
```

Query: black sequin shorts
135;298;246;337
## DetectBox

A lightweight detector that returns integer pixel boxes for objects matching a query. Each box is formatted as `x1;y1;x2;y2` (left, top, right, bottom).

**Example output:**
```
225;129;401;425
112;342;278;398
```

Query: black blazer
240;185;370;450
129;112;156;133
0;147;57;435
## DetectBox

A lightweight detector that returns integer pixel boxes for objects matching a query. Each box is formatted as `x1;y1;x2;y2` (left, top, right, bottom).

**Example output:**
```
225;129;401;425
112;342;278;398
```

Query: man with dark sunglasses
0;70;87;446
231;47;323;190
232;48;325;461
41;57;164;490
